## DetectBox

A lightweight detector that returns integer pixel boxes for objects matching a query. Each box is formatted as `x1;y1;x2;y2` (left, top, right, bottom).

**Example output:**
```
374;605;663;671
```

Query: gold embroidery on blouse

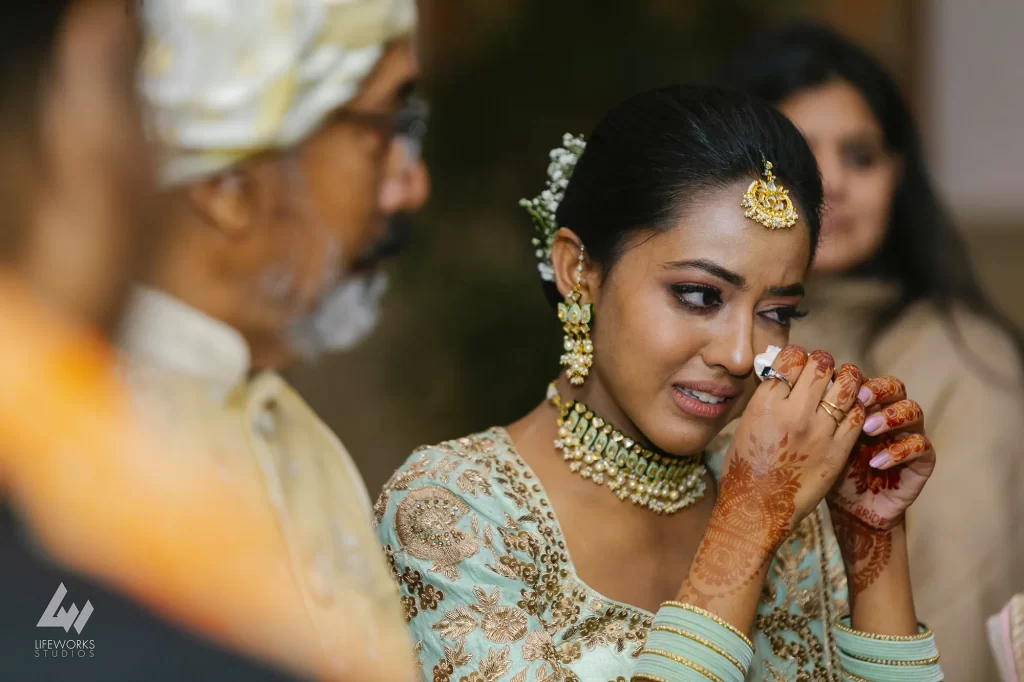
429;585;531;644
456;468;493;497
395;486;480;580
429;640;470;682
812;510;842;678
383;544;446;622
375;453;431;524
756;509;840;681
413;640;424;671
384;430;846;682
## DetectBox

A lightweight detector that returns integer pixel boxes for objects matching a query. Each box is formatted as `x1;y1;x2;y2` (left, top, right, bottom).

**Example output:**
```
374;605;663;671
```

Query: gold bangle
835;620;934;641
661;601;755;651
843;673;872;682
640;649;726;682
648;625;745;674
844;651;941;666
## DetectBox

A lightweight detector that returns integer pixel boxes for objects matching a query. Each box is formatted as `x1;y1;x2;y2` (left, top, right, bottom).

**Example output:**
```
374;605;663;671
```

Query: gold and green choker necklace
549;384;707;515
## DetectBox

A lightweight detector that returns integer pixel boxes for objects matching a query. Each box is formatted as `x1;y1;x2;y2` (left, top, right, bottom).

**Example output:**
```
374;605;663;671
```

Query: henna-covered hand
680;348;866;613
827;375;937;596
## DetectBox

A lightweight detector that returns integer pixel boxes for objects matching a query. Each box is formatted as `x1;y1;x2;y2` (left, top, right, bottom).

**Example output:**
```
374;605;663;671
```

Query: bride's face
589;180;812;456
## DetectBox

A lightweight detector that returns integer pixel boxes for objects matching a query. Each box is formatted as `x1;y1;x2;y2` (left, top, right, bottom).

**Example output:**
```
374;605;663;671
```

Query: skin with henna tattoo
886;434;930;464
767;345;808;392
809;349;834;378
774;346;808;374
833;364;863;404
825;373;935;635
860;376;905;403
847;440;902;495
684;433;807;604
880;401;923;430
830;505;894;596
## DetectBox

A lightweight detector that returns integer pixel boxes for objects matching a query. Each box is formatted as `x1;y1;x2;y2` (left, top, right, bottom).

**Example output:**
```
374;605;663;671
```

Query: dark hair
720;22;1024;365
0;1;74;259
542;83;823;307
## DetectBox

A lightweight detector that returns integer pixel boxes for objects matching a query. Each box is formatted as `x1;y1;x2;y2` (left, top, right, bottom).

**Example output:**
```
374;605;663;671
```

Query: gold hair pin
741;160;799;230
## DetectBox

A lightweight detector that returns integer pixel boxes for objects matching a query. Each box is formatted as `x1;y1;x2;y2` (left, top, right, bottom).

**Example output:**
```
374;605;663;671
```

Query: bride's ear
551;227;597;304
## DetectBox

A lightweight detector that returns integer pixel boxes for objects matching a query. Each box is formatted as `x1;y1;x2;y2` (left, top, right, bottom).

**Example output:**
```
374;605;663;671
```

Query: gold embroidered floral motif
481;606;529;643
375;453;432;524
396;486;480;579
476;645;512;681
456;468;492;497
431;587;531;644
384;544;446;622
756;509;841;681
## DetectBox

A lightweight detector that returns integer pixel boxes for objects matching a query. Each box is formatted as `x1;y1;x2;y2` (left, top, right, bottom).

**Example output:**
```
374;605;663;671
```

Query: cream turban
139;0;417;186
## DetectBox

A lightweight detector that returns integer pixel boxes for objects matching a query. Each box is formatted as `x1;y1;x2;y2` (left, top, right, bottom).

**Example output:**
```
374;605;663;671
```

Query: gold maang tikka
558;245;593;386
741;160;799;229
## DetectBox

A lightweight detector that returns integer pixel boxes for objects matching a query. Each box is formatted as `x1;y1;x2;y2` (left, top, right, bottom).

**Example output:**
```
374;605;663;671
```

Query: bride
376;85;943;681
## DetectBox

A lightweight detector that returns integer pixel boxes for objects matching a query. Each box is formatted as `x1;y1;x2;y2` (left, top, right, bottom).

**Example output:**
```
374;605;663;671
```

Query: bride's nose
700;312;755;377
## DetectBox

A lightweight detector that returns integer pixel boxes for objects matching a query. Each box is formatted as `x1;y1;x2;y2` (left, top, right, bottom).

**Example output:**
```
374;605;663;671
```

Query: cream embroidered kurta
118;288;414;682
793;277;1024;681
375;428;853;682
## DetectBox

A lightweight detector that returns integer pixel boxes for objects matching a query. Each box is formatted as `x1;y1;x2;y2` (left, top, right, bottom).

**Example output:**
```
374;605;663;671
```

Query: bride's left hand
826;376;937;529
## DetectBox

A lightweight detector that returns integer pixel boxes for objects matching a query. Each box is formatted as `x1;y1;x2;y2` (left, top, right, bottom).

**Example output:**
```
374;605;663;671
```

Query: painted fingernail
857;386;872;404
863;413;884;434
869;451;893;469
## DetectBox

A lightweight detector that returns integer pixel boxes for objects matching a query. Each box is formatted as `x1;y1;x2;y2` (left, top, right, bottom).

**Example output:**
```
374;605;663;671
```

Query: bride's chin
649;421;721;459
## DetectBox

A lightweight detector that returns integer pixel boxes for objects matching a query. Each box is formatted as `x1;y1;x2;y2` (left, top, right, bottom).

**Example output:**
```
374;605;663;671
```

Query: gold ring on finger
819;399;847;420
818;401;843;424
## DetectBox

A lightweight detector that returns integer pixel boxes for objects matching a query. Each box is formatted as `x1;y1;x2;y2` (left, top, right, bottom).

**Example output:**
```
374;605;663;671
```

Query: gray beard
283;271;388;360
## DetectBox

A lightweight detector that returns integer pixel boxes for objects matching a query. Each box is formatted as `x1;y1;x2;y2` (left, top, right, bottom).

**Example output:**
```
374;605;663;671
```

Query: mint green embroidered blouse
375;428;940;681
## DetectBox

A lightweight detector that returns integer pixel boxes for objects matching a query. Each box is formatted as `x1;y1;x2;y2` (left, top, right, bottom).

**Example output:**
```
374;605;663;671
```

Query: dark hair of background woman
541;83;824;308
719;21;1024;367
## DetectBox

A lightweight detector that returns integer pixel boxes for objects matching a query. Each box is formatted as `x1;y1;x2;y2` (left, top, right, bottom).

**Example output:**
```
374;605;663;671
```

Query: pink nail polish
857;386;872;404
863;413;884;433
869;451;893;469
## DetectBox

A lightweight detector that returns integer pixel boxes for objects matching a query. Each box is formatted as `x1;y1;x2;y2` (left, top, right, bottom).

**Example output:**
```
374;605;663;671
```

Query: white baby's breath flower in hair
519;133;586;282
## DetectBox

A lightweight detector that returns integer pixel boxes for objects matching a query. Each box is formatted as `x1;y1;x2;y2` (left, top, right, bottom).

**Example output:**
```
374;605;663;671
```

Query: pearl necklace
549;385;707;515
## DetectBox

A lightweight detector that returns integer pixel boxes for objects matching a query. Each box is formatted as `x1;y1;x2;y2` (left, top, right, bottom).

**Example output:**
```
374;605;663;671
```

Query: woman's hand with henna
678;345;866;622
827;376;936;606
827;376;936;528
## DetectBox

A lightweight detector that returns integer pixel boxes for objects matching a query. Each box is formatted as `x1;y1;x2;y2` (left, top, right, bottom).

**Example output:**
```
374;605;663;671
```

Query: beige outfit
118;288;414;682
793;277;1024;681
989;593;1024;681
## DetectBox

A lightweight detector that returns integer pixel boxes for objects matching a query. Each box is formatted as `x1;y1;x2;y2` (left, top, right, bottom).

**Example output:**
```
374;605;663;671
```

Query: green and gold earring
558;245;593;386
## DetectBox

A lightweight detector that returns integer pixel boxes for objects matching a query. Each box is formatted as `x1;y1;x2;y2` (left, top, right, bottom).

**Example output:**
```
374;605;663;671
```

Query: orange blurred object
0;273;414;682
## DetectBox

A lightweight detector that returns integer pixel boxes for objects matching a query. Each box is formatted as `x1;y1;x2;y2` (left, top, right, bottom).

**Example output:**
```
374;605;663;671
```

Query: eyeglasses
334;95;429;165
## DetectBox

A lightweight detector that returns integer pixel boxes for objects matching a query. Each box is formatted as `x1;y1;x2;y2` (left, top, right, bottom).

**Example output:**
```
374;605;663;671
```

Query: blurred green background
287;0;1004;493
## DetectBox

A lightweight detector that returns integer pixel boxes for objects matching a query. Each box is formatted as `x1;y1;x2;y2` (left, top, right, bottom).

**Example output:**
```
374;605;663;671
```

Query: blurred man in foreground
124;0;429;677
1;0;428;680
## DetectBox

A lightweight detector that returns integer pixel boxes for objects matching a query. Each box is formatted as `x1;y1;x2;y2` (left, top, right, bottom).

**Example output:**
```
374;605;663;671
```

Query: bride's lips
671;381;741;420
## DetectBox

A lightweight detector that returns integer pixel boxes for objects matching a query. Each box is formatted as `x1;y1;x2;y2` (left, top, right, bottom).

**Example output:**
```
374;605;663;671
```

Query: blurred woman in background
723;22;1024;680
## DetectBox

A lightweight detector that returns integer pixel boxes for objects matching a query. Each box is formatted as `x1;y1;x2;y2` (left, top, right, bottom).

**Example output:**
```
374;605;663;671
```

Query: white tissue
754;345;782;380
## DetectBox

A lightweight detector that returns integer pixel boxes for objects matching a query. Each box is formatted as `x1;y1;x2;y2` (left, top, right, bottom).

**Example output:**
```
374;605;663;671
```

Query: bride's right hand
679;345;866;612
